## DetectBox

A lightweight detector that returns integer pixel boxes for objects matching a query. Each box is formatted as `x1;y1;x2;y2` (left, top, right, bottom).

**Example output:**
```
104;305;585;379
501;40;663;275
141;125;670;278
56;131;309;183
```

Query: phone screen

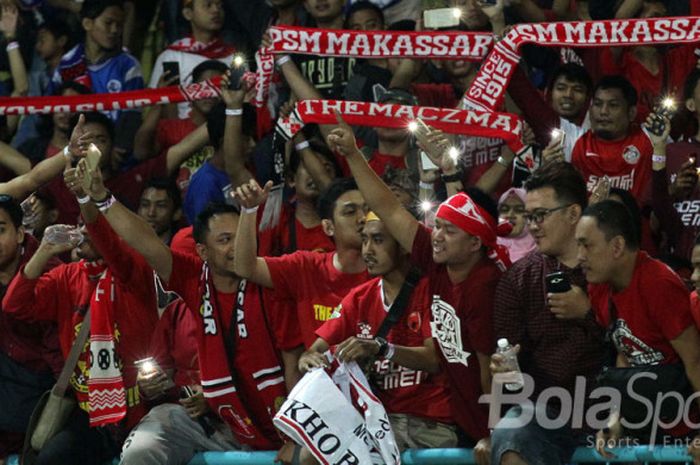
162;61;180;85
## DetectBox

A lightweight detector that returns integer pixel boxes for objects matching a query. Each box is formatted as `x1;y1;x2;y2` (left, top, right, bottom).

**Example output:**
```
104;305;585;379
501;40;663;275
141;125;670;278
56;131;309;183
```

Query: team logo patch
357;322;372;339
430;296;470;366
407;311;422;333
622;145;641;165
107;79;122;93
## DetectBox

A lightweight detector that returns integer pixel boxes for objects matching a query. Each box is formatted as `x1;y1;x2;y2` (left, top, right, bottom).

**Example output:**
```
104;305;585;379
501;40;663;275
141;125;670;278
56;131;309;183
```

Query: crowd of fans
0;0;700;464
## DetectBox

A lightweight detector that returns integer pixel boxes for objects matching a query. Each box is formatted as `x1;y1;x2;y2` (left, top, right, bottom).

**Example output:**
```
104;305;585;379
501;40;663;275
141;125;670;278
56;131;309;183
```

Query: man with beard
571;75;653;203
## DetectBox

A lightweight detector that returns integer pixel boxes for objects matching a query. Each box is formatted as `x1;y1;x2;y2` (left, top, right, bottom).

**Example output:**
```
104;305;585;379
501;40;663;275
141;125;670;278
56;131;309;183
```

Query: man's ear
628;105;637;124
16;225;24;246
172;208;183;224
195;243;208;262
182;7;193;22
82;18;93;33
568;204;582;224
321;219;335;237
611;235;626;259
48;208;59;225
687;97;696;114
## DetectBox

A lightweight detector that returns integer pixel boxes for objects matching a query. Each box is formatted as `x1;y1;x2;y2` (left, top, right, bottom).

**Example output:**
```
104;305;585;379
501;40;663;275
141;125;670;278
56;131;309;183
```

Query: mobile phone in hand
228;64;246;91
162;61;180;85
545;271;571;294
423;8;460;28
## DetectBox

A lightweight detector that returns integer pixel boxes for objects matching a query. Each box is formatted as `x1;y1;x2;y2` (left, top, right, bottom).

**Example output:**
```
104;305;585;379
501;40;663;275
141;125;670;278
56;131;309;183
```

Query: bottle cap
497;338;509;349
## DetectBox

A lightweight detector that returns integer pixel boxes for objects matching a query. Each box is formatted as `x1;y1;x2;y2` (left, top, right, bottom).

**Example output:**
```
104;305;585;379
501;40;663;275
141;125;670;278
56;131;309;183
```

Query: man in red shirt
75;164;292;458
3;194;160;464
299;212;457;449
571;76;653;203
233;177;369;349
326;113;506;449
576;200;700;460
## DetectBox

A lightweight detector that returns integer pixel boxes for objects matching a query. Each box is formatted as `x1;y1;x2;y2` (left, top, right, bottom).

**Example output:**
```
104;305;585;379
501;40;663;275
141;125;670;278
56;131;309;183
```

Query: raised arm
75;158;174;283
232;178;274;288
0;114;90;201
1;3;27;136
220;73;254;190
165;123;209;175
328;112;419;252
0;141;30;175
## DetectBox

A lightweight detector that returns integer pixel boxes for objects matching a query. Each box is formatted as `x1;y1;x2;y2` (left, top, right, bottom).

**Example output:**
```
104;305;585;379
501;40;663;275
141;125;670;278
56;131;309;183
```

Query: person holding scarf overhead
327;111;508;453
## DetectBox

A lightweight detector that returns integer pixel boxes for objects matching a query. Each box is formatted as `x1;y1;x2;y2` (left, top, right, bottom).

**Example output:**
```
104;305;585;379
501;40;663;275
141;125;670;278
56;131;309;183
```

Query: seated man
299;212;457;450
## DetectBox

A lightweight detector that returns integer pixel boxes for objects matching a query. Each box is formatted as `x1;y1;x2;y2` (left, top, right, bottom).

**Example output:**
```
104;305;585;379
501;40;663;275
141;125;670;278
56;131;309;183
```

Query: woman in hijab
497;188;536;263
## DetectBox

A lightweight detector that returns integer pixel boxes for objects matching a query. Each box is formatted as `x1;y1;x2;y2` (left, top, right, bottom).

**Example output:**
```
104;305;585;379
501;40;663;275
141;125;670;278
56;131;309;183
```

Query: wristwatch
375;337;389;357
440;171;463;183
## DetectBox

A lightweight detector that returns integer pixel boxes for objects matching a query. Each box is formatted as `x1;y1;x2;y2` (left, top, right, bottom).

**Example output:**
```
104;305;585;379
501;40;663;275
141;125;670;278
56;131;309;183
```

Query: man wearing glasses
482;162;608;465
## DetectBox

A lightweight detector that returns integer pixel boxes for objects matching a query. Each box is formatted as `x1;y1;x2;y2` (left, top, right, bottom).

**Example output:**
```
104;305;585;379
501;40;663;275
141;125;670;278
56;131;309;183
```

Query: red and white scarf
436;193;511;271
463;16;700;111
84;263;128;427
276;99;525;152
197;264;285;450
167;36;237;59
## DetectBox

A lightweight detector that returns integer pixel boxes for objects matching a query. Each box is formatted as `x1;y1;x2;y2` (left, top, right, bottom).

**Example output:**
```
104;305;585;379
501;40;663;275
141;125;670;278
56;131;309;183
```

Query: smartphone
423;8;460;29
420;150;439;171
228;64;247;91
135;357;175;389
551;128;566;148
85;143;101;171
545;272;571;294
162;61;180;85
644;112;667;138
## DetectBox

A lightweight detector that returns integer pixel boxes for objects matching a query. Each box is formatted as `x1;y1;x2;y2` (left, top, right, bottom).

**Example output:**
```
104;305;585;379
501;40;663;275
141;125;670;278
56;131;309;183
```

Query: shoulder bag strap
376;268;422;339
54;310;91;396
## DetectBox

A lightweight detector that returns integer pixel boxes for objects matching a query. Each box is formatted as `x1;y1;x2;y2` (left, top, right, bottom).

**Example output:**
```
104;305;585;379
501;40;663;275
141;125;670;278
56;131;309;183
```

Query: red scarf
197;265;285;449
167;36;237;59
436;193;511;271
83;262;128;426
277;99;525;152
463;16;700;111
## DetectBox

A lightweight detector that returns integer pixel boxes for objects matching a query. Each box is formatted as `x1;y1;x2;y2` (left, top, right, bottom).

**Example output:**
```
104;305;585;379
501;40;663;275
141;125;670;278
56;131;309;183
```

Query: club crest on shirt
622;145;641;165
357;322;373;340
107;79;122;93
430;296;471;366
407;311;422;333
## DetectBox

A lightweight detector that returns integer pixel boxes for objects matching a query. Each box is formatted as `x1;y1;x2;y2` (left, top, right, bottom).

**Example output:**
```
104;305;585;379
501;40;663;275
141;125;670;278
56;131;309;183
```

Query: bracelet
275;55;291;66
652;154;666;163
440;171;462;183
419;181;434;190
6;41;18;52
95;194;116;213
241;205;259;214
77;195;91;205
295;141;310;151
496;156;511;168
384;343;396;361
225;108;243;117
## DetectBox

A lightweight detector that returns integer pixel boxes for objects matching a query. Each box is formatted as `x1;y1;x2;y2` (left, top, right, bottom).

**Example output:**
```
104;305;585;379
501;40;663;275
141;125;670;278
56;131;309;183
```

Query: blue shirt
184;161;232;224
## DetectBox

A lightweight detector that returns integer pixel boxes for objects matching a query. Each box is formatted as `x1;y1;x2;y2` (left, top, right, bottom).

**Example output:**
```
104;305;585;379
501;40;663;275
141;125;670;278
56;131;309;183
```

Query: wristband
419;181;434;190
652;154;666;164
6;41;19;52
440;171;462;183
295;141;310;151
95;194;116;213
77;195;91;205
241;205;259;214
225;108;243;117
384;343;396;361
275;55;291;66
496;156;511;168
63;145;71;159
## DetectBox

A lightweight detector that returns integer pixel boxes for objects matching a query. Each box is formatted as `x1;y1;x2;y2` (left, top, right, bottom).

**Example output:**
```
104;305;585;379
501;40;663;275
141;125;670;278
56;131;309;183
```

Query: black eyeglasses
524;204;573;224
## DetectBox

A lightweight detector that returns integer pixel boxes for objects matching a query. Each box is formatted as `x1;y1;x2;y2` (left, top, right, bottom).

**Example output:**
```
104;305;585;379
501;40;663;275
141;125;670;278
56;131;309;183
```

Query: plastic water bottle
496;338;524;391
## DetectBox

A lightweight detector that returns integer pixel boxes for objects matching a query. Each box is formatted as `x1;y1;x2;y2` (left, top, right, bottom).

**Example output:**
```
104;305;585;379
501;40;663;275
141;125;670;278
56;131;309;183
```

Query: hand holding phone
423;8;460;28
546;271;571;294
162;61;180;85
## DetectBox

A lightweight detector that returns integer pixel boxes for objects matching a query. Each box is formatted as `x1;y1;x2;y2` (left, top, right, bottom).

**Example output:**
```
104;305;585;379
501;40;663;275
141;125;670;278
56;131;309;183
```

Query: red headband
436;193;511;271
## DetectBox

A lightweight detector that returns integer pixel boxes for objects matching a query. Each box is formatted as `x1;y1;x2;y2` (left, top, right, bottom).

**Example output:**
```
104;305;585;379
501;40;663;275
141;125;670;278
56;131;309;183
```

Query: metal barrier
6;446;696;465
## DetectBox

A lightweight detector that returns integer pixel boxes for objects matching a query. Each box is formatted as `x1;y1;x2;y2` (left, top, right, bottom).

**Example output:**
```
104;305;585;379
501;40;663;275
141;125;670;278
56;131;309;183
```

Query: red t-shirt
571;128;653;203
316;277;452;423
156;118;214;199
590;251;693;366
265;251;369;348
410;225;502;441
46;154;169;225
258;203;335;257
2;215;159;429
368;151;407;176
165;251;284;448
170;225;198;257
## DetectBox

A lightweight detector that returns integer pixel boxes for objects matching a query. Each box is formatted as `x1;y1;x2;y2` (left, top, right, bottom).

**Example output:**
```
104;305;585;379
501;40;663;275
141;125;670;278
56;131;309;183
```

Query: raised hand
75;156;108;200
234;178;273;209
67;114;93;160
327;111;359;157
